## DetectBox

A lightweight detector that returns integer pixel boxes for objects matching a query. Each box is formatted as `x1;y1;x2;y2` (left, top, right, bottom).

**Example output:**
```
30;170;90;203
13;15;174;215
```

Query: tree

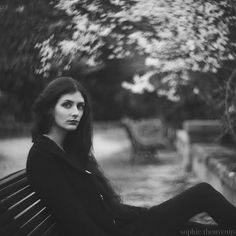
2;0;236;132
0;0;72;120
36;0;235;79
35;0;236;137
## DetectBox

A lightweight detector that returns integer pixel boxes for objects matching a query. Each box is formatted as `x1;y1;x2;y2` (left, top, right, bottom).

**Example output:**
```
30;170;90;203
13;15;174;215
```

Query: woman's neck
44;128;67;151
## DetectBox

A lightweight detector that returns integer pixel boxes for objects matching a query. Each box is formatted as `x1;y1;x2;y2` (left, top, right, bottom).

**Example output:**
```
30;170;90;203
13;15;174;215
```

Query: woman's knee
194;182;215;194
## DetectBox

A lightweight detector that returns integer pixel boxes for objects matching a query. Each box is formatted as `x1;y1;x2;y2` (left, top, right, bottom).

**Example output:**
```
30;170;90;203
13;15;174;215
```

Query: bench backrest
121;118;165;146
0;169;60;236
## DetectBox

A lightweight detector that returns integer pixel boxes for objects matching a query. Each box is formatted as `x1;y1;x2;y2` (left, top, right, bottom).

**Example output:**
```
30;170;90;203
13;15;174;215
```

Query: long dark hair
32;76;121;204
32;77;92;162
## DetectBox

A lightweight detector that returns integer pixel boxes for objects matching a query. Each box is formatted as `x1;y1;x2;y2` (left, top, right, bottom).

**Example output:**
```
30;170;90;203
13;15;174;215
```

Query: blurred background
0;0;236;224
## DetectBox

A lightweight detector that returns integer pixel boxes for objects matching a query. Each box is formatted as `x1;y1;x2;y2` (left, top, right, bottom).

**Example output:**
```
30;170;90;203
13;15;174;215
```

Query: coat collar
32;135;92;176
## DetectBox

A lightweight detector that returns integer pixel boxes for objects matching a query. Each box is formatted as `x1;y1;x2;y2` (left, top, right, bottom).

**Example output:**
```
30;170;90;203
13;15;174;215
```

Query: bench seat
0;169;60;236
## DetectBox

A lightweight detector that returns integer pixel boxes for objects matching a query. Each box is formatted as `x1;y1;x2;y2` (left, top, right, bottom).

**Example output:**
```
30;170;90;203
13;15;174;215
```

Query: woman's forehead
58;91;85;103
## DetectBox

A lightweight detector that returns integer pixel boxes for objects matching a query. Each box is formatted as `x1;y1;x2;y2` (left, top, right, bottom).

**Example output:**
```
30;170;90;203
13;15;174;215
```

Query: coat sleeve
26;148;111;236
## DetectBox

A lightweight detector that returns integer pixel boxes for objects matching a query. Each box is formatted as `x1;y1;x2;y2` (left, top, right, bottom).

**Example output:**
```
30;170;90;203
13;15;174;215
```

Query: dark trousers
132;183;236;236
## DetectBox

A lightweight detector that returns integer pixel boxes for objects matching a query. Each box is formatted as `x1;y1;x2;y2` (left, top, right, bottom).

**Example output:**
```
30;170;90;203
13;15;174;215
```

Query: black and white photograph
0;0;236;235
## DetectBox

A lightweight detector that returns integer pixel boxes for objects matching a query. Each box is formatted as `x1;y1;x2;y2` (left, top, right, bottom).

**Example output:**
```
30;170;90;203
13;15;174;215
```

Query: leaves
36;0;235;79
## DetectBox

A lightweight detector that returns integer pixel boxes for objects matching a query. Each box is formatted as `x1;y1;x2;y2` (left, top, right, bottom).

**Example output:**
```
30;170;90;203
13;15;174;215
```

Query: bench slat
20;209;52;235
0;178;29;200
0;198;44;228
0;170;26;190
27;215;55;236
1;192;40;223
0;170;59;236
1;208;52;236
0;185;33;213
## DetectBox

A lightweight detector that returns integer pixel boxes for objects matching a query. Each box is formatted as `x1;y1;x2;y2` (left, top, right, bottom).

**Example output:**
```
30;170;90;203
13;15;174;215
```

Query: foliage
34;0;236;136
36;0;235;79
79;59;160;120
1;0;236;131
0;0;72;120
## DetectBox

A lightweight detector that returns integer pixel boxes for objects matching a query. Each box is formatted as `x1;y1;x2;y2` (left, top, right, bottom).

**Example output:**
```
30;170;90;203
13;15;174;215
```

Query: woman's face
51;91;85;133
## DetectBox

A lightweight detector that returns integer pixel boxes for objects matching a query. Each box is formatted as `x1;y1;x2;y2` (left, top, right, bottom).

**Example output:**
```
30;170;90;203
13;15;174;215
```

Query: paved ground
0;124;214;224
0;137;32;178
94;126;196;206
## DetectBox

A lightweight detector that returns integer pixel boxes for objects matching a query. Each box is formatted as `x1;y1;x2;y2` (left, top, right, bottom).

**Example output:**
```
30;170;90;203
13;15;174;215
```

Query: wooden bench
121;118;168;164
0;169;61;236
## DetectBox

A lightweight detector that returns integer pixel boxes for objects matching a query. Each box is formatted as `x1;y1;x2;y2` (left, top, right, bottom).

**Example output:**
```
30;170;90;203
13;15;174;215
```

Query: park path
93;126;199;207
0;124;213;224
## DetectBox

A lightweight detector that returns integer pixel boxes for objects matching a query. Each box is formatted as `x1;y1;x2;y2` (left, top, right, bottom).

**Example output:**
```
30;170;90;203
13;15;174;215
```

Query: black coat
26;135;148;236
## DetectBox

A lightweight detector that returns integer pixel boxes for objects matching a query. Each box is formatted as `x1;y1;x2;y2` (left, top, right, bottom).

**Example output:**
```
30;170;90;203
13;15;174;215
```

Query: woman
26;77;236;236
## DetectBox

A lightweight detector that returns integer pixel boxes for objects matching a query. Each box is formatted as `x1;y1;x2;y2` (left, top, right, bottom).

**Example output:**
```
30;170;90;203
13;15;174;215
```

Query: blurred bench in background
176;119;236;207
0;169;61;236
121;118;169;164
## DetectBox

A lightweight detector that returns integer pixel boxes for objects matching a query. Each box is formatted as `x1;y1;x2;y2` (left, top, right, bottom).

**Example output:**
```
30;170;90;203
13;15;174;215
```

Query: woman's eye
62;102;71;108
77;104;84;110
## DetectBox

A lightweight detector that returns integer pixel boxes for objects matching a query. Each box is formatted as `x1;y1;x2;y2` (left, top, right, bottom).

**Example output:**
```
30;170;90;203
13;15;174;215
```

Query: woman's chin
65;125;78;131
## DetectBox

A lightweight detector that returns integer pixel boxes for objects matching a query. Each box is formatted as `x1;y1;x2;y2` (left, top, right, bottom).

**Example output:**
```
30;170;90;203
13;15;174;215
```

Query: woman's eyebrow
62;99;73;103
77;101;85;105
62;99;84;103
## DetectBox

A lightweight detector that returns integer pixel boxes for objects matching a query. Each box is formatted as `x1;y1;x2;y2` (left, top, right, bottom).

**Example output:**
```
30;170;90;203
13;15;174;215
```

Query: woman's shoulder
26;135;62;174
28;141;47;157
27;135;56;160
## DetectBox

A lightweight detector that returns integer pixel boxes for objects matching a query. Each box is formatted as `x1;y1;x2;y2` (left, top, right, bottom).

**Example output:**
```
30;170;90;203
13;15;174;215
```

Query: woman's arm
26;149;111;236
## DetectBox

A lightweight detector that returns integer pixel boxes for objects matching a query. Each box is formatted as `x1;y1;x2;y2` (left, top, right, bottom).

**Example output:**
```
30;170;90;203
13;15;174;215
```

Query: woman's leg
132;182;236;236
163;182;236;228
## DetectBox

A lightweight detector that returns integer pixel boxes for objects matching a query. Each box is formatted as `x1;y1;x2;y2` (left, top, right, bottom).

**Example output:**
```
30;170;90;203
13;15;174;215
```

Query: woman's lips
67;120;79;125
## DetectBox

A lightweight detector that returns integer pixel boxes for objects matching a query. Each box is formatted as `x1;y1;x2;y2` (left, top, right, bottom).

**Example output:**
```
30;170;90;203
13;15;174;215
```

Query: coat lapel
33;135;89;175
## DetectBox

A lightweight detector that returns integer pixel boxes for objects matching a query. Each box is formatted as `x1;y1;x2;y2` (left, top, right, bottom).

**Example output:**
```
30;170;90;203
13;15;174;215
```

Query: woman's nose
71;106;80;116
